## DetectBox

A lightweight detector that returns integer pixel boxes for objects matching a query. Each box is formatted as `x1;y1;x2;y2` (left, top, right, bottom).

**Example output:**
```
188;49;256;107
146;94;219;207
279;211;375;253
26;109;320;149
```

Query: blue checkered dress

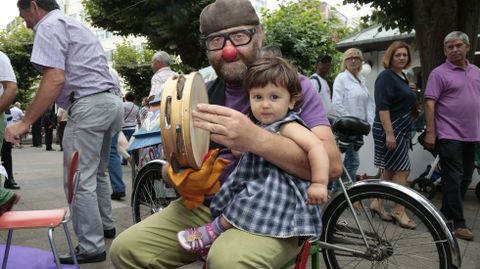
210;112;323;239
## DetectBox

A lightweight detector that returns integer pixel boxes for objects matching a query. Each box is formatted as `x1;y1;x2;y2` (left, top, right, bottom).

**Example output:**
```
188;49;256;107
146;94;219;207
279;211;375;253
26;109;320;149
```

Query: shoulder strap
310;75;322;93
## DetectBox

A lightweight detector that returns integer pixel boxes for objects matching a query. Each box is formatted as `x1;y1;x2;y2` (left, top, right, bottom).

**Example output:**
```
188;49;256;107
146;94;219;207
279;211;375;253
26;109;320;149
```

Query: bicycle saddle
331;116;371;137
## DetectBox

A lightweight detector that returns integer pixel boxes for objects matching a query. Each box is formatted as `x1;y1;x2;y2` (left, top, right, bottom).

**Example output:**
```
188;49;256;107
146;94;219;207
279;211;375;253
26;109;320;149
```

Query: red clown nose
222;44;237;62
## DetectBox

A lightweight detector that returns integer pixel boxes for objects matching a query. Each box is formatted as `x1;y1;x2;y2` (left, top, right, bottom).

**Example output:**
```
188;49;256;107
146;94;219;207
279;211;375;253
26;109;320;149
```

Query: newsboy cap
200;0;260;36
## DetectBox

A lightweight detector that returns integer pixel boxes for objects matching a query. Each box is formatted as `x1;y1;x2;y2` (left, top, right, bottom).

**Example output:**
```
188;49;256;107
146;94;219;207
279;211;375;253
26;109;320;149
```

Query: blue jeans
437;139;475;229
328;145;359;192
109;132;125;193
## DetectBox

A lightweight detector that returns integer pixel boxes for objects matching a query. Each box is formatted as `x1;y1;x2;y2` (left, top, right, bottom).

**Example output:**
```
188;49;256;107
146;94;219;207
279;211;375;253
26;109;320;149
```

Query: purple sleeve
298;75;330;128
424;68;443;101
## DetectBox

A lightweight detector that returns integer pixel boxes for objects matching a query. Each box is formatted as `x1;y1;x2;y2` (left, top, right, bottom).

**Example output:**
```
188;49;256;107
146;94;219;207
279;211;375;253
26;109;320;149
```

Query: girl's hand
306;183;328;205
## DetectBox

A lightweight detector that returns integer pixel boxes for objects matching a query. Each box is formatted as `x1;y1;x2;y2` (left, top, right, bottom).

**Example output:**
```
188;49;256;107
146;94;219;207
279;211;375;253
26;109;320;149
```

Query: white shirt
10;106;24;123
332;70;375;125
149;67;178;98
0;51;17;96
310;73;332;114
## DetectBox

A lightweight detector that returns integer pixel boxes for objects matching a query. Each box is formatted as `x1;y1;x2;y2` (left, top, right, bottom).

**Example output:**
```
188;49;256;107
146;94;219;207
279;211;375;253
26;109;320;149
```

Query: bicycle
410;132;480;201
131;115;461;268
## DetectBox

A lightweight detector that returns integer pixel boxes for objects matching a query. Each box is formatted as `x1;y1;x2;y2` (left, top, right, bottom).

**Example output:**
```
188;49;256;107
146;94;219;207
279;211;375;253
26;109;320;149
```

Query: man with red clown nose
110;0;342;268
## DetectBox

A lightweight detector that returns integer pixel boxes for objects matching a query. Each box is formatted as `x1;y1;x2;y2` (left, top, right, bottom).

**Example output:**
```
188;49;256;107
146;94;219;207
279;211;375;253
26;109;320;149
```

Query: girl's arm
280;121;329;204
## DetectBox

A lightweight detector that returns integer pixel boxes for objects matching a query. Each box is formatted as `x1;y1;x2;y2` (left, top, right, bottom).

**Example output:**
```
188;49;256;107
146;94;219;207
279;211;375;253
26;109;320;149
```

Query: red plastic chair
0;151;80;269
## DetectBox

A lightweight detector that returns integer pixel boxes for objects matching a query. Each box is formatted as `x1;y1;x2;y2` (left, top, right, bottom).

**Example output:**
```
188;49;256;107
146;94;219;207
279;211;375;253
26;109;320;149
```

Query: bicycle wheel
132;163;179;223
411;176;436;200
321;183;452;269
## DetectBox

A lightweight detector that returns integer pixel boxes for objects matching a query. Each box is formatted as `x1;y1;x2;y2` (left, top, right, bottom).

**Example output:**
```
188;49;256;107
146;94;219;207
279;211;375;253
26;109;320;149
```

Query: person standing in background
2;108;20;189
331;48;375;192
7;0;123;263
42;105;55;151
108;66;126;202
310;53;333;114
56;107;67;151
0;51;20;212
148;51;178;101
371;41;417;229
424;31;480;241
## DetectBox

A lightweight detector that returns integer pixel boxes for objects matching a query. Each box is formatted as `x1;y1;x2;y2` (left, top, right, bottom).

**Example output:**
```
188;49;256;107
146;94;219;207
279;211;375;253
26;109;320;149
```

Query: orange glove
168;149;230;209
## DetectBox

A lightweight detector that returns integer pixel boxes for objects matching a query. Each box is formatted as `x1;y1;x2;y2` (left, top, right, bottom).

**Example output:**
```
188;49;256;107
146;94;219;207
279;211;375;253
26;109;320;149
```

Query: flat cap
200;0;260;36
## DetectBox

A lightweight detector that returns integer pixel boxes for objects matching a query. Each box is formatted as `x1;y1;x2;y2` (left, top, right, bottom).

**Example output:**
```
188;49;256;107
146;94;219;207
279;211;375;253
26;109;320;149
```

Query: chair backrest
67;151;80;205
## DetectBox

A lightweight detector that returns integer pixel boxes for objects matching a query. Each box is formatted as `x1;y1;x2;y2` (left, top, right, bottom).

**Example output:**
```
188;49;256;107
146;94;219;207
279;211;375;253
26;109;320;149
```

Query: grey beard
218;62;248;85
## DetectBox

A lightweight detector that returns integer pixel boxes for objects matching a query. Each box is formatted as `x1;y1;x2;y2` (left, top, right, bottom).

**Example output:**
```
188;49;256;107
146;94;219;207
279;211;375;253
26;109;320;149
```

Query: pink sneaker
177;223;217;256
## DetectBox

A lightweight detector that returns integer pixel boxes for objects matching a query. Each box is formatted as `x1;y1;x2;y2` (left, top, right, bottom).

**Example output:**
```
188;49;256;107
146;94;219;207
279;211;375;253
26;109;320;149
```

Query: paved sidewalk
1;145;479;268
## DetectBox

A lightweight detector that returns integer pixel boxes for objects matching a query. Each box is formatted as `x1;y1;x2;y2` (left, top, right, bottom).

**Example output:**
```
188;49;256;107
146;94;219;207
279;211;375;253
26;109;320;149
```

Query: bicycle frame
318;171;462;268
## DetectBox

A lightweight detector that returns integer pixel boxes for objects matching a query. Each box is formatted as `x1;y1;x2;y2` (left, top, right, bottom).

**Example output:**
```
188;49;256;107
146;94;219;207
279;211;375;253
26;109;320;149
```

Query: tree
82;0;214;69
0;18;39;107
262;0;352;78
112;42;189;103
345;0;480;87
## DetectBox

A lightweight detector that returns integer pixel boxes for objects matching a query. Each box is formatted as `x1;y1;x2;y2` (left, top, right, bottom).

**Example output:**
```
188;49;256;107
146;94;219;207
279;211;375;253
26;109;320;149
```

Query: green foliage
262;0;352;79
0;18;39;107
82;0;214;69
112;42;154;102
343;0;413;33
112;42;191;103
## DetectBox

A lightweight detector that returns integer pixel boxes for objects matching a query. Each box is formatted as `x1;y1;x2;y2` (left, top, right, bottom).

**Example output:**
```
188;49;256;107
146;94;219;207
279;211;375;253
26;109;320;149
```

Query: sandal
369;199;392;221
390;210;417;229
177;223;217;255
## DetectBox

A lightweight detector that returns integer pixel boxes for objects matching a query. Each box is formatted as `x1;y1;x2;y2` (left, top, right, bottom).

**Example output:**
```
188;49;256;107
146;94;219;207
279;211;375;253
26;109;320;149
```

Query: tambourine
160;72;210;171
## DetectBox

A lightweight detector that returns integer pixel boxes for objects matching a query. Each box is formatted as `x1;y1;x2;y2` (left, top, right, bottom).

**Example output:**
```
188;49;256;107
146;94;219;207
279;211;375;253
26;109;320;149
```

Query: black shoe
46;148;54;151
4;180;20;190
59;246;106;264
104;227;116;239
111;192;126;200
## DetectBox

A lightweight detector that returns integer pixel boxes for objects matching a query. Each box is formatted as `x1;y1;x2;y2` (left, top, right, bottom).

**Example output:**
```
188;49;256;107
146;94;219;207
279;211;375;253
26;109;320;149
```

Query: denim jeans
437;139;475;229
109;132;125;193
328;145;359;192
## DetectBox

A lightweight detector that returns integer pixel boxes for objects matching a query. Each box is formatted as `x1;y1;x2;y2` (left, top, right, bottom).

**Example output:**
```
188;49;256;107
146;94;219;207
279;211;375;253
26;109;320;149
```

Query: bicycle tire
131;162;179;223
321;183;452;269
411;176;436;200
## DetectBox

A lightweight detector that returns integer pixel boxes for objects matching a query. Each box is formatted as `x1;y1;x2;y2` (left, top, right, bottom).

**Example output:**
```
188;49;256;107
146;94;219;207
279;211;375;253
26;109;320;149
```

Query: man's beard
210;42;260;85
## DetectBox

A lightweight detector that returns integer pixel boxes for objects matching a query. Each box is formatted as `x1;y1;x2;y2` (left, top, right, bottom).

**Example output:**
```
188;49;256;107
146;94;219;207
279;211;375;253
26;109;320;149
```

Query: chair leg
2;230;13;269
48;228;62;269
62;222;78;266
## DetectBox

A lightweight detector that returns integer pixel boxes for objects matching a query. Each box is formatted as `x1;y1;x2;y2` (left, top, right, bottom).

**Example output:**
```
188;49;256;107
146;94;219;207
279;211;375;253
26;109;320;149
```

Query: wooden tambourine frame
160;72;210;171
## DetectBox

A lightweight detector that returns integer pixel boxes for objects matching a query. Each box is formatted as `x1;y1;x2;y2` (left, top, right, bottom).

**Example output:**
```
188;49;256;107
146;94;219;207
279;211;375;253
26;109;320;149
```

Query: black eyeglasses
201;28;256;51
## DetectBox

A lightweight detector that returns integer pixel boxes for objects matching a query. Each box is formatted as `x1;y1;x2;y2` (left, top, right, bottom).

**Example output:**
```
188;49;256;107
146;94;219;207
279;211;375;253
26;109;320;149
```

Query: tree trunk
413;0;480;88
413;0;457;89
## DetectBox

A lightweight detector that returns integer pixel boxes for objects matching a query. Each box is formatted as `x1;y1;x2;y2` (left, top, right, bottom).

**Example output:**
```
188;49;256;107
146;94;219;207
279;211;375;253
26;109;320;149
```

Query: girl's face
391;47;409;70
249;82;296;125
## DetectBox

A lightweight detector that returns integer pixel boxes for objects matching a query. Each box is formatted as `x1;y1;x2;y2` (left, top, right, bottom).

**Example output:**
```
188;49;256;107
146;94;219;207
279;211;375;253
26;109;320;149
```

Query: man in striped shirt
6;0;123;264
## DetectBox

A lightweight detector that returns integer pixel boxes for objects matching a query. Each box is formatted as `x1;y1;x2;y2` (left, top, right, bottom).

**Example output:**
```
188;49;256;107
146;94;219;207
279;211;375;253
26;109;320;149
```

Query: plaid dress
210;112;322;239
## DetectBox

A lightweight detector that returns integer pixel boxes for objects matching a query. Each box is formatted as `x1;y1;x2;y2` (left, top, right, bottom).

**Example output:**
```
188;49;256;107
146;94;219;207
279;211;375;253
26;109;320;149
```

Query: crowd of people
0;0;478;268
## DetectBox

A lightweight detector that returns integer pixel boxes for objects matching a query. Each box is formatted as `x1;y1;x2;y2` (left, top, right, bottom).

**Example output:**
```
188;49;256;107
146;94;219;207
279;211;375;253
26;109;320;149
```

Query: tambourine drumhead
160;72;210;170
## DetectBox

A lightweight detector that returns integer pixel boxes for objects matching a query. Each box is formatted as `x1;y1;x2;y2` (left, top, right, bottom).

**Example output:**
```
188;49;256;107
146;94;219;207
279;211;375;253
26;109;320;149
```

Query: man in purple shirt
424;31;480;241
110;0;342;268
6;0;123;264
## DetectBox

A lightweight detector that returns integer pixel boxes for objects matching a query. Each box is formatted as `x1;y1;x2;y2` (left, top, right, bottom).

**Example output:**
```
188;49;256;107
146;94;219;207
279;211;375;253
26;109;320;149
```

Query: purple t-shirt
424;60;480;141
217;74;329;181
